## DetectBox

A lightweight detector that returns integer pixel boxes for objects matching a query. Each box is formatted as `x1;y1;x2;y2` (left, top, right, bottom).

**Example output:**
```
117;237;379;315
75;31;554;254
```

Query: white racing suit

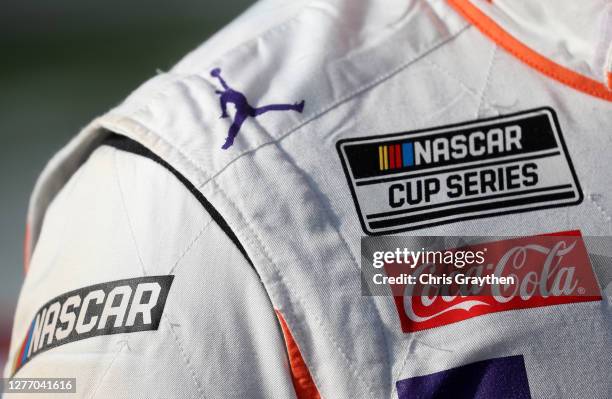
5;0;612;397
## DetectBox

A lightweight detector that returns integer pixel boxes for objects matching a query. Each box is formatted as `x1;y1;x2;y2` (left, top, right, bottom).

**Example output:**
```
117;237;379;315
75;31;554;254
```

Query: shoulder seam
100;133;257;272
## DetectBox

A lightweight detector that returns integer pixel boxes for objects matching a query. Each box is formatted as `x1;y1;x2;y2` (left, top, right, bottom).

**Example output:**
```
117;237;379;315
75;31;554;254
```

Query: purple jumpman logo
211;68;305;149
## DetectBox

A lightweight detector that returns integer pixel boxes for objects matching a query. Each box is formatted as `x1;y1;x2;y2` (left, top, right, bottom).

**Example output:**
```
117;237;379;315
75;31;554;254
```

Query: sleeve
4;137;297;399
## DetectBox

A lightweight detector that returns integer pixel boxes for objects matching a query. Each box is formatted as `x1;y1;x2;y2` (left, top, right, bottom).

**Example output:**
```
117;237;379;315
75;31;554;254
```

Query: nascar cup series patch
336;108;582;235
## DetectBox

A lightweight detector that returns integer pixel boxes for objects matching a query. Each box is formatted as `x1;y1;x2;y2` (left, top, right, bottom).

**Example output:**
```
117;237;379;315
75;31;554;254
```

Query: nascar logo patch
11;275;173;376
336;108;582;234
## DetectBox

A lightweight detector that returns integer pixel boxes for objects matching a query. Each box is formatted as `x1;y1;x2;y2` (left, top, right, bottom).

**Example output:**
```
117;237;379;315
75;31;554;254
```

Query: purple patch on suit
396;355;532;399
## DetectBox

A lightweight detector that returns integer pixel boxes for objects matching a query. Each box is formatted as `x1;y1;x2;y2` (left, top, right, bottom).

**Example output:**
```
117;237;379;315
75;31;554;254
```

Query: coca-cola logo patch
379;231;602;332
337;108;583;234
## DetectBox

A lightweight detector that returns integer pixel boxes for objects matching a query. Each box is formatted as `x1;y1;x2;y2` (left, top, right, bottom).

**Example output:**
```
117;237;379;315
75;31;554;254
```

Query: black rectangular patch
11;275;173;376
337;108;582;235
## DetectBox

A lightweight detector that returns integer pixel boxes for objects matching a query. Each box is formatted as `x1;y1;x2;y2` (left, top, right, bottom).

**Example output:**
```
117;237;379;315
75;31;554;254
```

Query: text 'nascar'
337;108;582;234
11;275;173;375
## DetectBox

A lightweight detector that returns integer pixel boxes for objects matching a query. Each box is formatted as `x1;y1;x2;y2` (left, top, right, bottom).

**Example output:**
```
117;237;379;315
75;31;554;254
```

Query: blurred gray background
0;0;253;370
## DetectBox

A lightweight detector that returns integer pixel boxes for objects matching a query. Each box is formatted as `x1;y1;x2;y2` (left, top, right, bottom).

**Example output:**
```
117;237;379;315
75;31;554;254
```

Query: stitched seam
168;218;214;275
392;337;415;398
104;24;469;195
448;0;612;101
268;148;393;393
165;315;205;399
587;193;612;226
197;25;471;187
212;223;336;394
88;340;127;399
42;153;90;275
112;149;148;276
475;44;497;117
212;180;360;395
499;37;611;99
207;178;377;398
422;52;498;112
